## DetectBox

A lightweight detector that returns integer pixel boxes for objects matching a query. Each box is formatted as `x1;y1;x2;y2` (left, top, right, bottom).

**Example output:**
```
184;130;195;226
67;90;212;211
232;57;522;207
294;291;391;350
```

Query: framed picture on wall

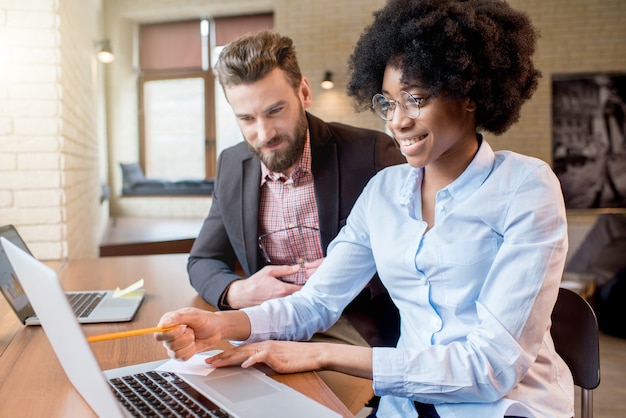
552;72;626;209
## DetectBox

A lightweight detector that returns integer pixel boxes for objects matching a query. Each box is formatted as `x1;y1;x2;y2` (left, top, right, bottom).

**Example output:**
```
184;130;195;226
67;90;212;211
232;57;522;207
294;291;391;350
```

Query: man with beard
187;30;404;409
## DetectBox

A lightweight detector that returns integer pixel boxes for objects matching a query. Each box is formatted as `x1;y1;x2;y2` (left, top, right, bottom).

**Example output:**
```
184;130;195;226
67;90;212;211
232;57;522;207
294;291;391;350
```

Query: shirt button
287;223;296;228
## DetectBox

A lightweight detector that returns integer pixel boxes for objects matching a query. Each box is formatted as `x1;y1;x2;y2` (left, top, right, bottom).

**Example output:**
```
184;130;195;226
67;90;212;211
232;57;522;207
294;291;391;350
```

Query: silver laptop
0;237;341;418
0;224;144;325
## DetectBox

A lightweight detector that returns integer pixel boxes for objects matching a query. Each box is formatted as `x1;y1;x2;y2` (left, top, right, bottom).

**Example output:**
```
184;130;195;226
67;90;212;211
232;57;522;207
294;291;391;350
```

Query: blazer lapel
242;155;262;274
308;114;340;253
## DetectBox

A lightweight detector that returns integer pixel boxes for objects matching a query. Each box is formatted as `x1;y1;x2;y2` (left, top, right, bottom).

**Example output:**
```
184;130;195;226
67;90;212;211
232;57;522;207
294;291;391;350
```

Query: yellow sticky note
113;278;144;298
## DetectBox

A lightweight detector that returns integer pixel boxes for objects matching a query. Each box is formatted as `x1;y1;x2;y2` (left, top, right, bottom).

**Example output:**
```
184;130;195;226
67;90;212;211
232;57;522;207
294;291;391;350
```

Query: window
139;73;214;180
138;14;273;182
138;19;215;180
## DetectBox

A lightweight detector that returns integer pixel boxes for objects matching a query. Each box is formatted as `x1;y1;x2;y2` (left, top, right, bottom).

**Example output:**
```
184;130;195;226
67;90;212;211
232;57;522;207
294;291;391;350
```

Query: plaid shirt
259;132;322;284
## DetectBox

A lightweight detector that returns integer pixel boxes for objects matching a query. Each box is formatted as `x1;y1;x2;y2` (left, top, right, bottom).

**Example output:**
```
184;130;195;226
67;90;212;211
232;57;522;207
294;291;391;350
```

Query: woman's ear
466;98;477;112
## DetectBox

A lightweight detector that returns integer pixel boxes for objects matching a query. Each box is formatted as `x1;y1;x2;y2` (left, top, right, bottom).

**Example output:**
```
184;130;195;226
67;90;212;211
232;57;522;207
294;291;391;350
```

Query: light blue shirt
242;139;573;418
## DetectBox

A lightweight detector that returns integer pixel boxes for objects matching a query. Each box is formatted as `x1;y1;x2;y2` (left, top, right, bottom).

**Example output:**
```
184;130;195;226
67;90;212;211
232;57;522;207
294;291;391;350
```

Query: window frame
137;70;217;180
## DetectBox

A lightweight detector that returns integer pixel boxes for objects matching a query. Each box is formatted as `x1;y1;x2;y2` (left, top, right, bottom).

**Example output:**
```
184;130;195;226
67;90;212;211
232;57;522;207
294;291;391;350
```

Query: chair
551;287;601;418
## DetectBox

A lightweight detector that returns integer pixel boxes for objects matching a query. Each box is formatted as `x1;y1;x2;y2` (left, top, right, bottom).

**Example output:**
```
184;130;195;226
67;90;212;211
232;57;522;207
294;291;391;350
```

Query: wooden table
0;254;352;417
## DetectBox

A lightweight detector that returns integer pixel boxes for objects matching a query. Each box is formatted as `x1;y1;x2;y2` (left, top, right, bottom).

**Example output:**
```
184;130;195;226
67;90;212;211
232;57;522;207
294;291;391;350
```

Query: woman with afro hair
156;1;573;417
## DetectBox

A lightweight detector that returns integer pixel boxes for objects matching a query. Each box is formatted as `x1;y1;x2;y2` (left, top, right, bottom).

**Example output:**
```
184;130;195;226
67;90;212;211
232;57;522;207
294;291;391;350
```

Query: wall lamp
321;70;334;90
96;39;115;63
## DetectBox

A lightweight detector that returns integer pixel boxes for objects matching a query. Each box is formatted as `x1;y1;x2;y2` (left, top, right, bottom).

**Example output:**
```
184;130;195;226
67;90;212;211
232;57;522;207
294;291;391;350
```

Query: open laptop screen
0;225;36;322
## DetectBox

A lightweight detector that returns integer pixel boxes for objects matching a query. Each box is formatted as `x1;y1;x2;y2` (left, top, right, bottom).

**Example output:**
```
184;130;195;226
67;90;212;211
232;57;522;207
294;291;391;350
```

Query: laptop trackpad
209;372;279;402
100;297;132;308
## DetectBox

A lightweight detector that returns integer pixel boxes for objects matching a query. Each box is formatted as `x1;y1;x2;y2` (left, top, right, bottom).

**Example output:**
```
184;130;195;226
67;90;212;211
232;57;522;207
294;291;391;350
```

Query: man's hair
347;0;541;135
214;30;302;91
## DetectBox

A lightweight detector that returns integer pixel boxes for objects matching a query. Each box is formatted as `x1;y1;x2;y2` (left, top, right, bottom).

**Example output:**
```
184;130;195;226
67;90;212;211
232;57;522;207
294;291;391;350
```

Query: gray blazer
188;112;405;345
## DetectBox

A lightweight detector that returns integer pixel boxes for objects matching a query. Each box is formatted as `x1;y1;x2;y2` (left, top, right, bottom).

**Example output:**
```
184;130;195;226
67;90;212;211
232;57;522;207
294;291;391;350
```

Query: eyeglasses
258;225;321;265
371;91;430;121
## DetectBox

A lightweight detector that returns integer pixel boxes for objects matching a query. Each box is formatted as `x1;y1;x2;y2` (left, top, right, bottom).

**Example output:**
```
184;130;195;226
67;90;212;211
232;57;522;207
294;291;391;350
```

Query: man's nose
256;119;277;143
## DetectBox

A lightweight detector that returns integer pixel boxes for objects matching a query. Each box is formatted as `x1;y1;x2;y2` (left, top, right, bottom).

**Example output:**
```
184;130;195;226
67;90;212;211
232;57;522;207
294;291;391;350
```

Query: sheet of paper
155;354;216;376
113;278;144;298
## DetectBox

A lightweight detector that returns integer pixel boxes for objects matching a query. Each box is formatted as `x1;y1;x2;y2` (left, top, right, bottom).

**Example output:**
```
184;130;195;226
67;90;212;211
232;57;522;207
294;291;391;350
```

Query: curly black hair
347;0;541;135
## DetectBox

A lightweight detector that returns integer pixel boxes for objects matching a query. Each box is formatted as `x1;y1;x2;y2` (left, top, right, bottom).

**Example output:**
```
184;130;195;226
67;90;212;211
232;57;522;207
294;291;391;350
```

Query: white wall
0;0;108;260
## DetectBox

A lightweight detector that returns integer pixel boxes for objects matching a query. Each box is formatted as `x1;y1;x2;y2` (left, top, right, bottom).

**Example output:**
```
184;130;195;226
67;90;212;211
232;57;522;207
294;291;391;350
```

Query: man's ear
299;77;313;109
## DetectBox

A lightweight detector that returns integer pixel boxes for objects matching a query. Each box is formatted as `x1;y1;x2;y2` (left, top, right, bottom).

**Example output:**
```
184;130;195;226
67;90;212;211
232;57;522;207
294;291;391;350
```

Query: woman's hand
206;340;373;380
154;308;251;361
206;340;329;374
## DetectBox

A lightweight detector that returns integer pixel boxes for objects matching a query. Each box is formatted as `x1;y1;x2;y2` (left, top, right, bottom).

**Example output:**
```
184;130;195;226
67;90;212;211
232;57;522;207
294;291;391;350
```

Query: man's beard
250;111;308;173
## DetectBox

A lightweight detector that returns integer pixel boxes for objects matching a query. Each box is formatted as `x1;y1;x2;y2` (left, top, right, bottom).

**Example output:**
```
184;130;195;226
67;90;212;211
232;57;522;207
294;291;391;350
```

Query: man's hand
303;258;323;279
226;265;303;309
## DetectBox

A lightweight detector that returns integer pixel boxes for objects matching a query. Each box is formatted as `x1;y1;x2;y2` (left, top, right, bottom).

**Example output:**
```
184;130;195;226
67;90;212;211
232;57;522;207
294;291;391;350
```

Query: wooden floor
590;332;626;418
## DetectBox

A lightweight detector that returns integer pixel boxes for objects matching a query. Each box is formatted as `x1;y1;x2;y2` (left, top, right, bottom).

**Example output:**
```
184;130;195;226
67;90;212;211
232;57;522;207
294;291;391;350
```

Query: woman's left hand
206;340;328;374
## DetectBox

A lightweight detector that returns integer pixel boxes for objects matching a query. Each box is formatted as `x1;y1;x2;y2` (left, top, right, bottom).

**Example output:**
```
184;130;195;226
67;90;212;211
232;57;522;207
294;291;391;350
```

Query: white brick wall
0;0;106;260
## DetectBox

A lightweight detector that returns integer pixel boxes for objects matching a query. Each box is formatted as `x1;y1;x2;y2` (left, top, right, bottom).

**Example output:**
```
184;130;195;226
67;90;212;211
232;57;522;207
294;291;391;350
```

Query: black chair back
551;287;601;418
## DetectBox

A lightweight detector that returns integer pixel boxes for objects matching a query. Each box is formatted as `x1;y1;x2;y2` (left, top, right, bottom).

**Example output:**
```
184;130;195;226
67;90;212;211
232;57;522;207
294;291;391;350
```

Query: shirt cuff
218;283;234;310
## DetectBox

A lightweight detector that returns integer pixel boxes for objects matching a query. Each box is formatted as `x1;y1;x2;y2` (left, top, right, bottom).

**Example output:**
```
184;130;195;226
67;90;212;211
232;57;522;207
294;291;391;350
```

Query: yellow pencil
86;325;179;343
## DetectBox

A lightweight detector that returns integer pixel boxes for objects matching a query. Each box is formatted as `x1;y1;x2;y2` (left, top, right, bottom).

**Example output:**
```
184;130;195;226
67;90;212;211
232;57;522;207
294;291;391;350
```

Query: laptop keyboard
66;292;106;318
109;370;235;417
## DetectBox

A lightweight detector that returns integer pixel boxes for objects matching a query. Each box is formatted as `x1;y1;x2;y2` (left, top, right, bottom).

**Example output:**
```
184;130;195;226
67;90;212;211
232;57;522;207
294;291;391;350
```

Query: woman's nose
388;104;413;131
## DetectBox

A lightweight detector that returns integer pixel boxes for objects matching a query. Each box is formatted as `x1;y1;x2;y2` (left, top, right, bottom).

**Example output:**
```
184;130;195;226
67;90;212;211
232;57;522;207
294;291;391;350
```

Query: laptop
0;237;341;418
0;224;144;325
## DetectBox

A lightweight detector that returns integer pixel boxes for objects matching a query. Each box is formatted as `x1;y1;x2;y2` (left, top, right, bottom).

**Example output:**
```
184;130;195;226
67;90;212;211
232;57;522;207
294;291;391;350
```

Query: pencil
86;325;179;343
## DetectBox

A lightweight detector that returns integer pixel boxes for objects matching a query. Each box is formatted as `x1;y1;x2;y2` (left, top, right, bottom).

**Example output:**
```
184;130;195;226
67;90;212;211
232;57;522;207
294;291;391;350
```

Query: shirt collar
398;134;494;206
398;167;422;207
260;130;312;186
446;134;494;202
